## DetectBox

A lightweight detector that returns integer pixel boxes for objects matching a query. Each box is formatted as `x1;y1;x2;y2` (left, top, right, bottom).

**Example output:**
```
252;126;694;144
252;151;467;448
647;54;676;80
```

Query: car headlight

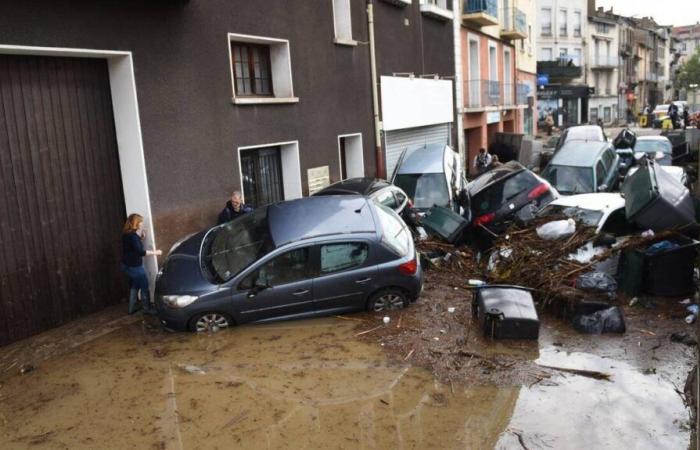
162;295;198;309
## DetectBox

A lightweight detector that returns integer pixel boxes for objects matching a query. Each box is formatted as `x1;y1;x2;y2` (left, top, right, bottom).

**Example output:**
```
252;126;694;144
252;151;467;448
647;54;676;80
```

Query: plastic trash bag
572;306;626;334
575;271;618;293
645;240;680;255
536;219;576;240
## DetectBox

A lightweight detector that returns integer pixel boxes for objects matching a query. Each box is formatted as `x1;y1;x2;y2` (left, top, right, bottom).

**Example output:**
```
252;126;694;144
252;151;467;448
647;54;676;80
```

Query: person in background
122;214;161;315
218;190;253;225
489;154;503;170
473;148;492;175
683;108;689;130
544;112;554;136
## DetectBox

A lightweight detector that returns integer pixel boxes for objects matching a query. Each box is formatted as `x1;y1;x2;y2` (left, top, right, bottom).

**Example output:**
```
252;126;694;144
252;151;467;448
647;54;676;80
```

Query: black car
313;177;409;214
467;161;559;235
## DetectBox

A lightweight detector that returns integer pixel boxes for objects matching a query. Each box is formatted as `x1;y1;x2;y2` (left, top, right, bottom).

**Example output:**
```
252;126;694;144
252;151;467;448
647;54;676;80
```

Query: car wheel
367;289;408;312
189;312;232;333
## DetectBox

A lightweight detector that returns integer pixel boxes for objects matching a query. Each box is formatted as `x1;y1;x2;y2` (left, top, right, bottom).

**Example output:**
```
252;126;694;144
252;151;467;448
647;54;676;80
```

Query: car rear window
635;139;672;155
470;171;538;216
374;204;410;257
394;173;449;209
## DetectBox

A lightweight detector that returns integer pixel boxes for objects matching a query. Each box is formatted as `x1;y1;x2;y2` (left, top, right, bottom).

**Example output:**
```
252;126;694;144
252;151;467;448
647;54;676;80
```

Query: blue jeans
122;264;151;313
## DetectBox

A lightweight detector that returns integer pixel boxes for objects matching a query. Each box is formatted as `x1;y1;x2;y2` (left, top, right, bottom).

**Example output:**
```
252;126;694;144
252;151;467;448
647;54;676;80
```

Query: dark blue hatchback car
155;196;422;332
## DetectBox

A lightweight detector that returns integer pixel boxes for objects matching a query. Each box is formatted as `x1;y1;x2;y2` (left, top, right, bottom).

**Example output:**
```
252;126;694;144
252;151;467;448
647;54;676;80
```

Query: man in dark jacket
217;190;252;225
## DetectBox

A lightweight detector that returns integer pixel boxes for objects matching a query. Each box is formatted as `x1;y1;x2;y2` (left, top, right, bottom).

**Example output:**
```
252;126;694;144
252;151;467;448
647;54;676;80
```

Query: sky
596;0;700;27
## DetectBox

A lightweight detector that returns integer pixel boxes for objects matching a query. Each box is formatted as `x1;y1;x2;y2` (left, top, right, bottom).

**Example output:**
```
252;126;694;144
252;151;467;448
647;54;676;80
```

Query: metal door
240;146;284;208
384;124;450;179
0;54;125;345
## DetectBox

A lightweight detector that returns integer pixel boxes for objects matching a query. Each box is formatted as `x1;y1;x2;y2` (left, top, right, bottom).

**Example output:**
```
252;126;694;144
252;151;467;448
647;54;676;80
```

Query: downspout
367;1;385;178
453;0;465;170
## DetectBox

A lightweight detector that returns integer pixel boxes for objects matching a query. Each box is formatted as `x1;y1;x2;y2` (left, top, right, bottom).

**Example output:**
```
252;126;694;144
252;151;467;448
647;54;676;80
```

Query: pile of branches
416;239;482;280
485;217;598;304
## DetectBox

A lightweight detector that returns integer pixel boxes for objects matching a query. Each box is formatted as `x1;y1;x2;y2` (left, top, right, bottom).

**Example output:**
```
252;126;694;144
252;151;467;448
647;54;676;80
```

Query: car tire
367;288;408;312
188;312;233;333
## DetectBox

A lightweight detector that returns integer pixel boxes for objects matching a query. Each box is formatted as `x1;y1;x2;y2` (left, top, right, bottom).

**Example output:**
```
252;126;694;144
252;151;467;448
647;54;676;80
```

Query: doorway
338;134;364;180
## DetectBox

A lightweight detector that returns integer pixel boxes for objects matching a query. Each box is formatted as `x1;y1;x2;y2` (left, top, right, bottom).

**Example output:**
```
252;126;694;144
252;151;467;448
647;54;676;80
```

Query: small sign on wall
307;166;330;195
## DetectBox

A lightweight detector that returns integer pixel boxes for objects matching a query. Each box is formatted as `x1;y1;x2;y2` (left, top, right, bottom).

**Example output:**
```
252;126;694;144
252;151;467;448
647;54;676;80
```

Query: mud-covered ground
356;269;697;389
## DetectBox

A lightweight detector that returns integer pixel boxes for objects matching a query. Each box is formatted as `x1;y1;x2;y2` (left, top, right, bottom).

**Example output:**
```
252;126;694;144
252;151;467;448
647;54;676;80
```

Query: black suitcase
471;285;539;340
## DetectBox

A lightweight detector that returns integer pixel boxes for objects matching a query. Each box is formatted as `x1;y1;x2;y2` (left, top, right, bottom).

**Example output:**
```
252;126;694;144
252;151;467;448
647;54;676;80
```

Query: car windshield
538;204;604;227
542;165;594;195
635;140;672;155
394;173;449;209
374;203;410;257
470;171;538;216
203;207;275;283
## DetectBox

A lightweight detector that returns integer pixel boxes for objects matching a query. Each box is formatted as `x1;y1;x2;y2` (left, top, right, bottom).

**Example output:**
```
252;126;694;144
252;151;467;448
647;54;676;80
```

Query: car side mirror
597;184;608;192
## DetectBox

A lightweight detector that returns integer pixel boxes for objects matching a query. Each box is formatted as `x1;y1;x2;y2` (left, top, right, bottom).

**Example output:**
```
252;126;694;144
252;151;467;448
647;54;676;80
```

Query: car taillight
398;258;417;275
473;212;495;226
528;183;550;200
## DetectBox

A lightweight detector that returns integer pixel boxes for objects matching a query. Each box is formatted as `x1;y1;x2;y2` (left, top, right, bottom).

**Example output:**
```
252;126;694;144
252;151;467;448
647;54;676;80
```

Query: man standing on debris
473;148;492;175
217;190;252;225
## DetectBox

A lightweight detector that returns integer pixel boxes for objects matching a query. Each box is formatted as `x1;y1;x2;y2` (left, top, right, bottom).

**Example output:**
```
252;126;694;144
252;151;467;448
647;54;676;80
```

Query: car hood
156;230;213;295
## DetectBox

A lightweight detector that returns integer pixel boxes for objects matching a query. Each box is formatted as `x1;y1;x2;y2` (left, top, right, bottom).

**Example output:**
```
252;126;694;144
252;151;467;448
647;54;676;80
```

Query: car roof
563;125;605;142
550;141;611;167
396;143;449;174
467;160;526;194
267;196;377;246
548;193;624;214
315;177;391;196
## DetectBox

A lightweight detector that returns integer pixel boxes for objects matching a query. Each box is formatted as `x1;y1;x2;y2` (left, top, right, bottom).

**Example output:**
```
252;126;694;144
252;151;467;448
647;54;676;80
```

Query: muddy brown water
0;307;694;449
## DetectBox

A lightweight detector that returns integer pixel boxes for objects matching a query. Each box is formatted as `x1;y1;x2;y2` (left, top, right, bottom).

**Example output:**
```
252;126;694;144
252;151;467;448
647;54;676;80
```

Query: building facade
0;0;458;344
587;7;619;125
536;0;590;128
460;0;529;175
672;23;700;106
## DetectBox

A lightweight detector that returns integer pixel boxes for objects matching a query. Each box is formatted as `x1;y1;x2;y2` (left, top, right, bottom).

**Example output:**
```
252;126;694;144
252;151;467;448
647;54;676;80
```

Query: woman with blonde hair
122;214;162;314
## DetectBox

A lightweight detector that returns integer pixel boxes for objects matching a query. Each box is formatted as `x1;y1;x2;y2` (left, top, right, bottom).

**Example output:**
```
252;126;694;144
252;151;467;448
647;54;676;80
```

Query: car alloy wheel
372;293;405;312
194;313;230;333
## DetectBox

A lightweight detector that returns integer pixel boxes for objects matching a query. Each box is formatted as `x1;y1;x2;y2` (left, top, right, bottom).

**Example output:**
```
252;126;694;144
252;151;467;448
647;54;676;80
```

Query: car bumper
154;297;191;331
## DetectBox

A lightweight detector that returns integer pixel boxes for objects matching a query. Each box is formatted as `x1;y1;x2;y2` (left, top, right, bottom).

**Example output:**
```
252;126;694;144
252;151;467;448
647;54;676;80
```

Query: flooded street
0;297;694;450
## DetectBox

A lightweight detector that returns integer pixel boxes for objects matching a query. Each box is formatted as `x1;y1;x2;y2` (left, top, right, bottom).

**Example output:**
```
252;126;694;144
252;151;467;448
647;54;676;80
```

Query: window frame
573;10;582;37
541;8;552;36
238;245;316;291
231;42;273;98
228;32;299;105
332;0;357;46
319;241;371;276
559;8;568;37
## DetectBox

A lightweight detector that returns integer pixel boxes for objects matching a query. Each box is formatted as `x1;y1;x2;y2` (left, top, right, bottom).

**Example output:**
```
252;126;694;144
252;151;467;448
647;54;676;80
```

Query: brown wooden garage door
0;54;126;345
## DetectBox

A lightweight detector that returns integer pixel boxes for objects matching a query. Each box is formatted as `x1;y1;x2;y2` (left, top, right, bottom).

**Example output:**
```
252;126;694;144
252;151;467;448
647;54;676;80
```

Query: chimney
587;0;595;15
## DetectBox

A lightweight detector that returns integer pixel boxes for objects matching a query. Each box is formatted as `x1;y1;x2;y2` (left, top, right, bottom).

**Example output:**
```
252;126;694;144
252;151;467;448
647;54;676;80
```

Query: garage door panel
0;54;126;345
384;124;450;178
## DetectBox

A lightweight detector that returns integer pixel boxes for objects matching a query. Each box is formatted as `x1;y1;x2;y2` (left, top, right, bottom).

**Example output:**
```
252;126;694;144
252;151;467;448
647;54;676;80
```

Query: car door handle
355;278;372;284
292;289;310;296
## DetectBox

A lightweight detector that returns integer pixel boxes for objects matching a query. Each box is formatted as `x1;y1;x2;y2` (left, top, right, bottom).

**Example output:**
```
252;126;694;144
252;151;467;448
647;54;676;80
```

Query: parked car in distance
554;125;607;152
632;136;673;166
391;143;466;213
467;161;558;233
541;141;621;195
155;196;422;332
537;193;635;235
313;177;409;215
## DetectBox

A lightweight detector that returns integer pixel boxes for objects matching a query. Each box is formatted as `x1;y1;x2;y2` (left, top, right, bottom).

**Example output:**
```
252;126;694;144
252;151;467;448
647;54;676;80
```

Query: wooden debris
536;363;612;381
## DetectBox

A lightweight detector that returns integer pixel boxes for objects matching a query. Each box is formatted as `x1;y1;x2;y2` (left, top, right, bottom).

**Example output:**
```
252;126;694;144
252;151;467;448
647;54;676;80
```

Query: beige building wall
514;0;537;74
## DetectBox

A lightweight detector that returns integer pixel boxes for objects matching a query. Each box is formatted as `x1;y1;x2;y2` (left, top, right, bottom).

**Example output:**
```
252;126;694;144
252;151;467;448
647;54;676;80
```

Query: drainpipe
453;0;465;171
367;1;385;178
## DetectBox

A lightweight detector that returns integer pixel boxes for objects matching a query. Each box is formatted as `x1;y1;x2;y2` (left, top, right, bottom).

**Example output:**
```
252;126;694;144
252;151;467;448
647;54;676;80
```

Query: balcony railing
619;43;633;56
536;58;582;79
516;83;530;105
464;79;502;108
501;7;527;40
503;83;515;106
463;0;498;26
591;56;619;68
